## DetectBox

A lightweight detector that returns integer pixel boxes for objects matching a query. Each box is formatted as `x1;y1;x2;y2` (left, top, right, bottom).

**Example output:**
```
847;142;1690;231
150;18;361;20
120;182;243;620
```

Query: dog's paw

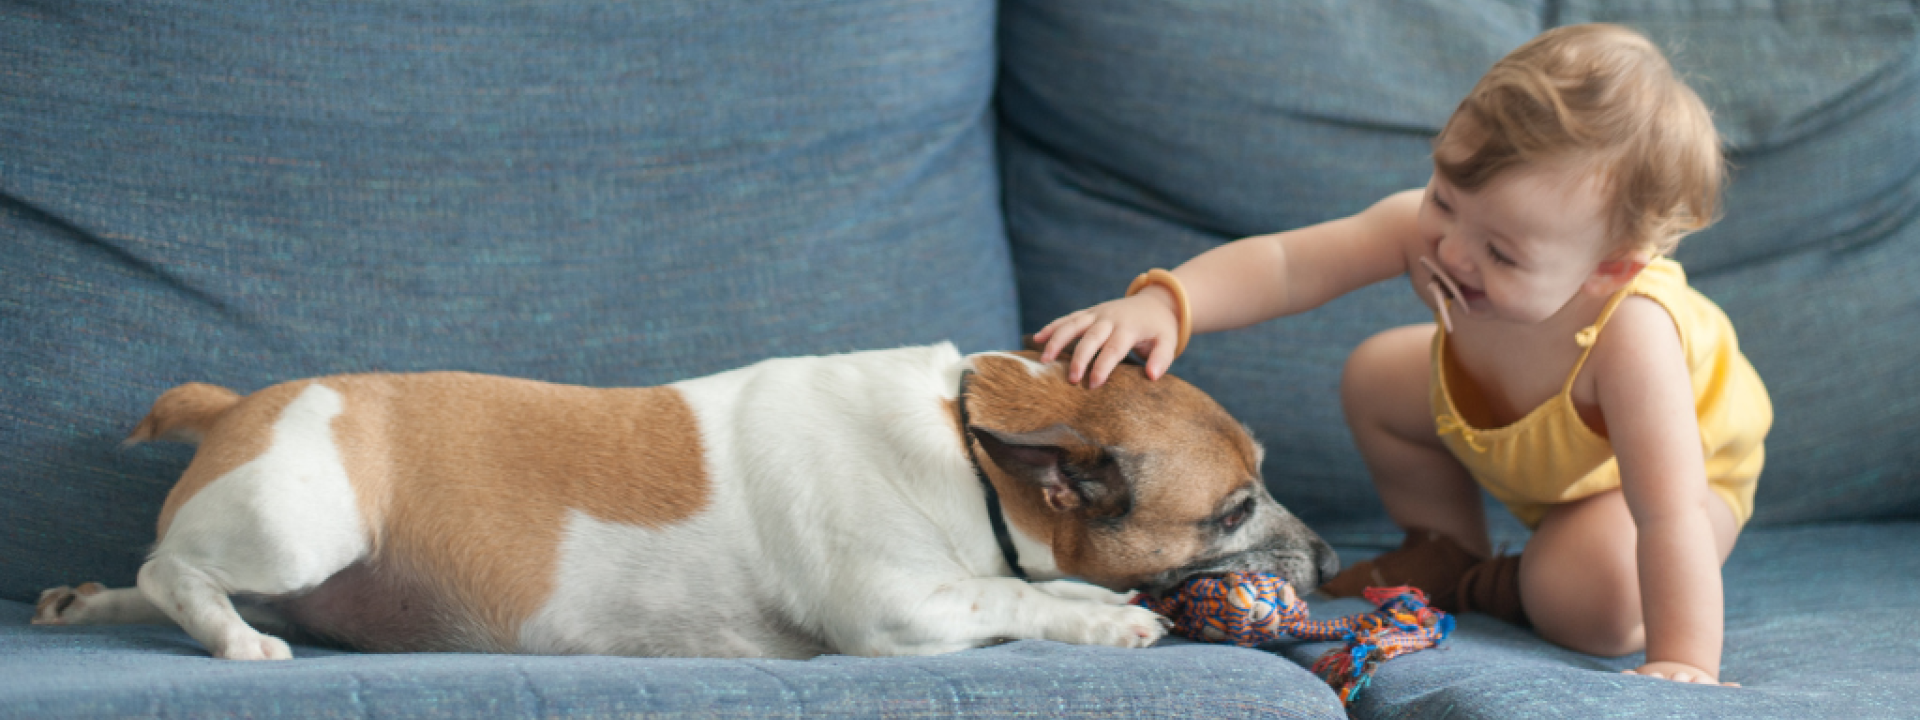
1031;579;1136;606
211;628;294;661
33;583;107;625
1066;603;1168;649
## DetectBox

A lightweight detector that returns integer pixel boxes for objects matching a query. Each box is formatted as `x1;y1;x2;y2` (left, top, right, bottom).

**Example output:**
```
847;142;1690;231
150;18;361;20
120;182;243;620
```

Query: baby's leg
1522;489;1739;656
1341;323;1489;555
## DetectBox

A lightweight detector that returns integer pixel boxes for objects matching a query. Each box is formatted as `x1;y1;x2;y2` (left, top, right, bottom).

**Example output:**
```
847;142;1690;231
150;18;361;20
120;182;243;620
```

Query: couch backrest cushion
0;0;1013;603
1000;0;1920;528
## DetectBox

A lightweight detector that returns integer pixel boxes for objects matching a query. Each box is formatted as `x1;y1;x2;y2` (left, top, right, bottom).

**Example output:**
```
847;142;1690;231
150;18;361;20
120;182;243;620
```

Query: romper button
1575;326;1599;348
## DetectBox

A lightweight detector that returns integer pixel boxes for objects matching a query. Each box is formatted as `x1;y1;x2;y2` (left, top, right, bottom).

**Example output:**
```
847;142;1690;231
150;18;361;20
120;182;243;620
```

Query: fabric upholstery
999;0;1920;527
1302;522;1920;719
0;602;1345;719
0;0;1018;604
7;525;1910;719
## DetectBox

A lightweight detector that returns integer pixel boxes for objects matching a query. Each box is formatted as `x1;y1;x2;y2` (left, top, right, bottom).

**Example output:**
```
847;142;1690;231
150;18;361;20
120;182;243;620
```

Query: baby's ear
1584;250;1651;296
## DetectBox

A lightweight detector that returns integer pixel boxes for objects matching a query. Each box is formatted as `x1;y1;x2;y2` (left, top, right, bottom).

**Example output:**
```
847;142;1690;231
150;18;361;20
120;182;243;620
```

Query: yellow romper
1429;258;1772;529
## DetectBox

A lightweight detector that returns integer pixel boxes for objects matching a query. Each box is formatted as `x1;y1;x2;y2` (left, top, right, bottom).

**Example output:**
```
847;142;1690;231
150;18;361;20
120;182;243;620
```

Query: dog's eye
1219;499;1254;531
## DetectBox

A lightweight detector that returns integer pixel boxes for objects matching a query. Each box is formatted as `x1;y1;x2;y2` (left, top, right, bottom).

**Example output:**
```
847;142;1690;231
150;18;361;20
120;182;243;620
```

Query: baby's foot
1319;528;1483;612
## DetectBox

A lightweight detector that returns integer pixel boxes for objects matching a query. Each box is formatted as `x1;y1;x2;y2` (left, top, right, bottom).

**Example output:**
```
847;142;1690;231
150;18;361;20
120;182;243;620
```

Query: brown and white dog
34;343;1337;660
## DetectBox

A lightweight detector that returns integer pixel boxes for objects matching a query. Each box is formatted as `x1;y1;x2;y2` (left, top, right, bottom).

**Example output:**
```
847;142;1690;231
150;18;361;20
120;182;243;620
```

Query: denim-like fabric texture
1298;523;1920;719
0;608;1346;719
1000;0;1920;527
0;0;1017;604
7;525;1909;719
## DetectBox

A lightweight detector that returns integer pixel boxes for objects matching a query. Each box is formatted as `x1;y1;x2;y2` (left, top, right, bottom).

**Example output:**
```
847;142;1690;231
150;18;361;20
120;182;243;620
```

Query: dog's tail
124;383;243;447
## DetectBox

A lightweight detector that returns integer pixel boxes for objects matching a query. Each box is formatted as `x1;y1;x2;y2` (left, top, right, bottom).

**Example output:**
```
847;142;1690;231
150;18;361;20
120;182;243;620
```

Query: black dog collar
956;370;1029;581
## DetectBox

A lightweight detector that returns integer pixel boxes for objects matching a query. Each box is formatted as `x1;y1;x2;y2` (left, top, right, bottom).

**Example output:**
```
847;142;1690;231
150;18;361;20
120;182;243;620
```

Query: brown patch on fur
321;372;710;649
963;353;1261;589
153;381;314;538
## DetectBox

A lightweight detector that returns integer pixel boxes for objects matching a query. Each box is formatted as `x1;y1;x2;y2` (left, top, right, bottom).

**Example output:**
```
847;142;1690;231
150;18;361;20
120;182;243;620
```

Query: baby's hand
1034;290;1181;388
1623;661;1739;687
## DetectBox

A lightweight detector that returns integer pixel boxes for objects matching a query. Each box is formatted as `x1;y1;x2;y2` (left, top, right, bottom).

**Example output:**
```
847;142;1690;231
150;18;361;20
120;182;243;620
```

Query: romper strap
1561;283;1637;395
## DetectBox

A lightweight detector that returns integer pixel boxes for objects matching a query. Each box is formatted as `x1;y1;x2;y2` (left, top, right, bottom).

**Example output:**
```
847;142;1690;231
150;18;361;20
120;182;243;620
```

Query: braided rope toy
1135;571;1454;705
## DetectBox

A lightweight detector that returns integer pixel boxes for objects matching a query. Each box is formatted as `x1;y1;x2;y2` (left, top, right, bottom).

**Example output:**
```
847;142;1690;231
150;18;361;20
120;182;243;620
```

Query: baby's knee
1528;579;1644;657
1340;325;1433;414
1556;613;1643;657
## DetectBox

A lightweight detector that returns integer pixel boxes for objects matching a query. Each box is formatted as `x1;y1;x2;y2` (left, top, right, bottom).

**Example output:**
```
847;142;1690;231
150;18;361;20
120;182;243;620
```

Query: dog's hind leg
36;581;291;634
35;583;172;626
137;555;296;660
135;383;372;660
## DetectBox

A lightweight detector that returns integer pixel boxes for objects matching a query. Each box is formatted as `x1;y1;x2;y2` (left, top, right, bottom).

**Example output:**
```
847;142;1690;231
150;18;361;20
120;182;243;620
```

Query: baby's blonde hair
1434;23;1723;256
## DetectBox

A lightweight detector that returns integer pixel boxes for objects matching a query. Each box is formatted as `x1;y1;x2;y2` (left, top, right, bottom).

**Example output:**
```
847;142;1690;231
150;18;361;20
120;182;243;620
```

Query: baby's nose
1434;238;1472;277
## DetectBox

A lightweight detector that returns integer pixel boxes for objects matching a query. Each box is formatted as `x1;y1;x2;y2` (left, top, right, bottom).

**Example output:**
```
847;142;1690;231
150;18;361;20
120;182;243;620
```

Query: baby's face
1416;157;1618;326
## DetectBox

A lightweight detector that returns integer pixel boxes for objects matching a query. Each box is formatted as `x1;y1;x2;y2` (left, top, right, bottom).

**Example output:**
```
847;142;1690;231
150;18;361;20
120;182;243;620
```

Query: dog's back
99;346;973;658
41;343;1332;661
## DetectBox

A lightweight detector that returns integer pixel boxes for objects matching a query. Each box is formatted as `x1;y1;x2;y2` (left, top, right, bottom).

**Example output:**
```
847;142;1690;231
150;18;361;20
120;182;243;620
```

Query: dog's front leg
850;577;1167;656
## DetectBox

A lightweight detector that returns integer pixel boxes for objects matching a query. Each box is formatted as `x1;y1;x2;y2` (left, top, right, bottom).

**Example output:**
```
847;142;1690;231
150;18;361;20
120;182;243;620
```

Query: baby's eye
1487;243;1518;267
1430;194;1452;213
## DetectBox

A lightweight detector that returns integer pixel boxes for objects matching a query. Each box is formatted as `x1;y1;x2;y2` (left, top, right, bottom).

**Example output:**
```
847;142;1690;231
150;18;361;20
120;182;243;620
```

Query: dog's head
959;350;1339;596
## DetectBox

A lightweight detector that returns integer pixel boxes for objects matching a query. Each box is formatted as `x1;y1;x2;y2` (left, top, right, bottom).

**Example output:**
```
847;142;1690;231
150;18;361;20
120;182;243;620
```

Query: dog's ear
970;423;1131;519
1019;334;1146;367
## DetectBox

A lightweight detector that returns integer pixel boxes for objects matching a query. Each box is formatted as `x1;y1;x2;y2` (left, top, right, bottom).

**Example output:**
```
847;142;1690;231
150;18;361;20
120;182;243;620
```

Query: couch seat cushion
1284;522;1920;718
4;605;1347;719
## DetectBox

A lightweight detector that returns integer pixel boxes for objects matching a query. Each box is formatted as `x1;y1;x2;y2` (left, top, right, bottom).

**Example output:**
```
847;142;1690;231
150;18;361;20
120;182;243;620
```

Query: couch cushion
0;0;1017;604
1286;522;1920;718
1000;0;1920;526
2;604;1345;719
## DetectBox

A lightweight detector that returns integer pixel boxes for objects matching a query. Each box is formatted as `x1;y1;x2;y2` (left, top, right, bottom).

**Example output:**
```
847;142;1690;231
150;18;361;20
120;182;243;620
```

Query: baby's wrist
1125;269;1192;358
1130;284;1177;317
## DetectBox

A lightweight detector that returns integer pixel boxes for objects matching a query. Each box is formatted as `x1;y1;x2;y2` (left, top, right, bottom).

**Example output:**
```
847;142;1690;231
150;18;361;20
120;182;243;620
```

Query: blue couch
4;1;1915;717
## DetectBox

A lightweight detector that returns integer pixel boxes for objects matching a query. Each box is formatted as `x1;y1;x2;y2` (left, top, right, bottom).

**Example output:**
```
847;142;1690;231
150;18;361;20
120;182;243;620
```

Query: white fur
967;351;1053;377
34;585;169;625
523;343;1158;658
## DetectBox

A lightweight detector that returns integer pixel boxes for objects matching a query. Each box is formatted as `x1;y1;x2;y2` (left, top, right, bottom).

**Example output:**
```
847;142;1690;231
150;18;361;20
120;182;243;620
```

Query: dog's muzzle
1138;536;1341;600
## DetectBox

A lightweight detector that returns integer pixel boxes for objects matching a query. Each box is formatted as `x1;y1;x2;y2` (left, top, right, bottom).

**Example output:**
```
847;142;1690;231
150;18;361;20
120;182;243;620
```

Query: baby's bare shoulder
1589;295;1688;380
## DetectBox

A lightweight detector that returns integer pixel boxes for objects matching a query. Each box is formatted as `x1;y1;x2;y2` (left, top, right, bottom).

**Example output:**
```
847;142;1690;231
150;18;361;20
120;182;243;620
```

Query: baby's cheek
1523;284;1584;323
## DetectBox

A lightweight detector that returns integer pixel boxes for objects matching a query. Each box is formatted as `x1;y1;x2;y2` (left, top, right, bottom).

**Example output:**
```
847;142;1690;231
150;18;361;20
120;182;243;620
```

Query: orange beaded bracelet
1125;268;1193;359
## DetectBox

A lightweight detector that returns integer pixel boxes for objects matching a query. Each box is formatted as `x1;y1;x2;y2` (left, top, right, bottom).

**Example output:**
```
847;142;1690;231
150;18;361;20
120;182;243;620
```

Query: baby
1035;23;1770;686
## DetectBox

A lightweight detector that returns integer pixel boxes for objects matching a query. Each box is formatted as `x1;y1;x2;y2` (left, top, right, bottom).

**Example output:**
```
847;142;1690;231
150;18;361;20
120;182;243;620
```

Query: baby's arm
1588;297;1731;685
1037;189;1424;387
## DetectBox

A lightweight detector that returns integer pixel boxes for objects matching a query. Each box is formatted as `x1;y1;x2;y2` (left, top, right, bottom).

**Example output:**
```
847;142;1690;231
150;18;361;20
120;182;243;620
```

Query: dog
35;343;1338;660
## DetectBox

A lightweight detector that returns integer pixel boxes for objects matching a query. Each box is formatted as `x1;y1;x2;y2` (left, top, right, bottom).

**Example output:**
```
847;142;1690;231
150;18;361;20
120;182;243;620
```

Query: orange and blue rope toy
1135;571;1453;705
